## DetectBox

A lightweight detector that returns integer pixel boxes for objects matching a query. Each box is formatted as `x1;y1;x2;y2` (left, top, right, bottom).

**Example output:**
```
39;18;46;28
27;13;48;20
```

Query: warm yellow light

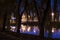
51;12;54;16
5;26;7;29
52;28;56;33
27;27;31;32
51;12;55;21
21;24;26;32
21;18;27;22
28;15;30;18
21;14;27;22
22;14;26;18
52;29;54;33
12;20;16;23
28;15;32;22
10;19;16;23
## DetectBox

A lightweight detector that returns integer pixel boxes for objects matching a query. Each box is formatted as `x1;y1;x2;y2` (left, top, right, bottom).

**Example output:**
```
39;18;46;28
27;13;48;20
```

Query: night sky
57;0;60;12
16;0;60;13
51;0;60;13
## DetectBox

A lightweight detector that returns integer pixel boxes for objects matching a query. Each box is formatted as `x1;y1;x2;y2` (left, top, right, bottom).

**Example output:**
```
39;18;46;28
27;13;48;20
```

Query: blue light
44;30;60;38
20;30;39;35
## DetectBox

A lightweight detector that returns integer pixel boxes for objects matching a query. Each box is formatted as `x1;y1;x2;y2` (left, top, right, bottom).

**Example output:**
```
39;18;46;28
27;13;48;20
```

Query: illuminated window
20;9;40;35
21;13;27;23
51;12;55;22
20;1;40;35
5;12;18;32
10;13;16;24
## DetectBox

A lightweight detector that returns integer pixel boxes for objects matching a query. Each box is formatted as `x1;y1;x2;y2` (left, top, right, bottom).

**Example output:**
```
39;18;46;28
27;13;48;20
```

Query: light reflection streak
20;25;39;35
10;26;17;32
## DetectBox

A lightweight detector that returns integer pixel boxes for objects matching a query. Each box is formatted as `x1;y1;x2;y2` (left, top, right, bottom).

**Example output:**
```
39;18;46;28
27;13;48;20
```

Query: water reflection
10;26;17;32
44;28;60;38
20;24;39;35
52;27;56;33
27;26;31;32
20;24;26;32
51;12;54;21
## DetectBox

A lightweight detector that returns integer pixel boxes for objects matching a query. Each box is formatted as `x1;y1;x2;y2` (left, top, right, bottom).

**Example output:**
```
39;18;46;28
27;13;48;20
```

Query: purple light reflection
20;25;39;35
